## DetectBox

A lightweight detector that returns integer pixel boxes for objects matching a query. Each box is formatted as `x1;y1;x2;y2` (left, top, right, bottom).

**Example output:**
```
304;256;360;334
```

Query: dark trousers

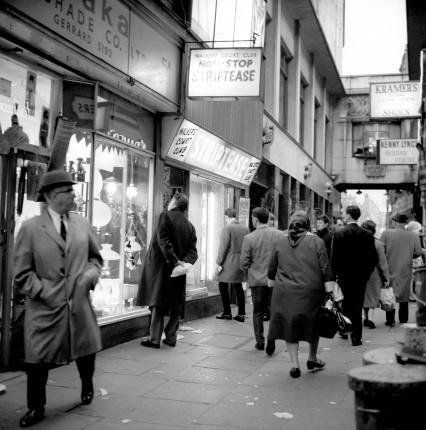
149;306;180;344
218;282;245;315
386;302;409;324
340;279;368;342
26;353;96;409
251;286;270;344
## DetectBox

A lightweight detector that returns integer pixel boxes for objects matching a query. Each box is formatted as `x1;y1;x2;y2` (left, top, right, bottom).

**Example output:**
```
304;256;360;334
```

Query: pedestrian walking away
240;207;283;350
331;205;378;346
317;214;334;259
215;208;250;322
380;213;423;326
361;220;390;329
14;170;104;428
136;193;198;349
267;211;334;378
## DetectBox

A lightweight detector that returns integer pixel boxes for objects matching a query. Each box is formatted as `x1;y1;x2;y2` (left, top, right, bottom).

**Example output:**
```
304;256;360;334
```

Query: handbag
315;296;339;339
380;287;396;312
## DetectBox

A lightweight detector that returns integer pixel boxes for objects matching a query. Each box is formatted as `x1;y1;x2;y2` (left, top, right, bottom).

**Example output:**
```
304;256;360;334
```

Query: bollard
348;364;426;430
362;347;397;366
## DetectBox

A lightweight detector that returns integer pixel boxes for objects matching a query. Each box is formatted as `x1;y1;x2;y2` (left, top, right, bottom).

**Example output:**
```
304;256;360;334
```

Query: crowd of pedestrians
12;168;426;427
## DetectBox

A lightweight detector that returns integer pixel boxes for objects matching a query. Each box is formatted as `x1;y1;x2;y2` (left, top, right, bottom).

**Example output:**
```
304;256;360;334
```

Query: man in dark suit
317;214;333;259
136;193;198;348
331;205;378;346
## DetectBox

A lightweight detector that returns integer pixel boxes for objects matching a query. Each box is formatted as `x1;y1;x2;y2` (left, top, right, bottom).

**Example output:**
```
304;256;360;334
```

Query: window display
188;174;224;298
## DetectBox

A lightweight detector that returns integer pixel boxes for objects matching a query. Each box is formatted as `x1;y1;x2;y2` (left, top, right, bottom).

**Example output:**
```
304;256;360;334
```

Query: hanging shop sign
365;165;386;177
187;48;263;99
167;119;261;185
377;138;419;165
370;81;421;119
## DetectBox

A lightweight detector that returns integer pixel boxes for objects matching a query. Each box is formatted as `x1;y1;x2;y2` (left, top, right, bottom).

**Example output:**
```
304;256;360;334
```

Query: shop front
161;118;260;317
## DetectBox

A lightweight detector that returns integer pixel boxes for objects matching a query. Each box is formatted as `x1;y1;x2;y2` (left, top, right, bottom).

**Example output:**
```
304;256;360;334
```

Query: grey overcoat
216;220;249;283
14;210;103;364
381;225;423;302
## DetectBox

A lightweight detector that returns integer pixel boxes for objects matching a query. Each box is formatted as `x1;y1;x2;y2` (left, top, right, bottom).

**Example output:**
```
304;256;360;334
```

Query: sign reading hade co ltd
370;81;421;119
377;139;419;165
188;48;263;99
167;119;261;185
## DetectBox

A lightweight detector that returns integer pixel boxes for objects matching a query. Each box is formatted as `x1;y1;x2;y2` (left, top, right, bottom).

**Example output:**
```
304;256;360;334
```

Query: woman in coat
362;220;390;328
267;211;334;378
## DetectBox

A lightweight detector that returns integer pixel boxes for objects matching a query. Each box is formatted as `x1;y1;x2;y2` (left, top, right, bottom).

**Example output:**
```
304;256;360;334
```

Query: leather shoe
385;321;395;327
19;408;45;427
289;367;301;378
307;359;326;370
363;319;376;329
255;343;265;350
233;315;245;322
351;339;363;346
81;379;94;405
162;339;176;347
338;332;348;339
141;339;160;349
263;314;270;322
266;339;275;356
216;313;232;320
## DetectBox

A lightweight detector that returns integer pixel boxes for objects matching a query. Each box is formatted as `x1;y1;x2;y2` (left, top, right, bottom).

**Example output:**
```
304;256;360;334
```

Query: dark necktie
60;215;67;242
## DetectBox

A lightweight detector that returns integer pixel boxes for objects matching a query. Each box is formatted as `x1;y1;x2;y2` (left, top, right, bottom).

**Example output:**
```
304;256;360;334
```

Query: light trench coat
14;210;103;364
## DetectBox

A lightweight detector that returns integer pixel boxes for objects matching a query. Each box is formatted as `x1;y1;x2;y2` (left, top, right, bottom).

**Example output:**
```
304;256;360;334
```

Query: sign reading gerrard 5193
188;48;263;99
370;81;421;119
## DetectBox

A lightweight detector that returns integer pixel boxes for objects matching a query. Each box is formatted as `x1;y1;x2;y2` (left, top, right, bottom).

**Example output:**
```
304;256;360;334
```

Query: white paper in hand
170;262;193;278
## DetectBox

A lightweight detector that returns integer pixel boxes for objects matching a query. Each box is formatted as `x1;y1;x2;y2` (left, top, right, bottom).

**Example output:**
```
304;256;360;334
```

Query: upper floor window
279;47;291;128
299;77;308;146
314;99;320;159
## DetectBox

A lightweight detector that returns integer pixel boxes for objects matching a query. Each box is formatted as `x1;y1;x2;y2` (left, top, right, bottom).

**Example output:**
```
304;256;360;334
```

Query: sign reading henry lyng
377;139;419;165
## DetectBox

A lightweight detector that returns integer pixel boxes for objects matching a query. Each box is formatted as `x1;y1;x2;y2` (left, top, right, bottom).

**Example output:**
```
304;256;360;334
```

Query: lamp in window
104;175;118;201
99;243;120;277
126;156;137;199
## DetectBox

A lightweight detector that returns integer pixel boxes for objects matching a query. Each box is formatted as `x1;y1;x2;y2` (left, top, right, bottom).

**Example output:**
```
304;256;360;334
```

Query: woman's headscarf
287;211;311;247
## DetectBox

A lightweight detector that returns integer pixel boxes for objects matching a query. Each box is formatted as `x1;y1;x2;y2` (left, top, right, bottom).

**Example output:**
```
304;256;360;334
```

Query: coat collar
40;209;75;252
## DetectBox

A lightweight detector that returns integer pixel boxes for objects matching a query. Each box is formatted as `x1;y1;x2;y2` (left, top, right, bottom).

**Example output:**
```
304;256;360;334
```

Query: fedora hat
392;213;408;224
37;170;76;201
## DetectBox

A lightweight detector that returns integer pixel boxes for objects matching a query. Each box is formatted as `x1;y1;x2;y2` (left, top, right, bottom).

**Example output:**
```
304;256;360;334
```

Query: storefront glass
90;137;152;320
188;174;224;298
0;53;60;150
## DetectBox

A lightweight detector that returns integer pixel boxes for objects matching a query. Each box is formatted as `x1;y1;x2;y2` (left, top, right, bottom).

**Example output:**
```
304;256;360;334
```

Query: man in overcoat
14;170;103;427
240;207;283;349
331;205;378;346
136;193;198;348
215;208;250;322
380;213;423;325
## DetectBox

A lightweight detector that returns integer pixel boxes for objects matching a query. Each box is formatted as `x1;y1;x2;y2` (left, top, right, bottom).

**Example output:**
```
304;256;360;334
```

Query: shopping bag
380;287;396;312
335;302;353;334
315;296;339;339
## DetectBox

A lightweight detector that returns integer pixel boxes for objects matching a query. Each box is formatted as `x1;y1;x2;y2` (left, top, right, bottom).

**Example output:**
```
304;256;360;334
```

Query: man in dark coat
14;170;103;427
331;205;378;346
136;193;198;348
215;208;250;322
317;214;333;259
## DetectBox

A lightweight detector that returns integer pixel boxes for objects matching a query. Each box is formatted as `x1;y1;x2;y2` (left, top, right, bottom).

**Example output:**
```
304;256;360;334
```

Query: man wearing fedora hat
380;212;423;326
14;170;103;427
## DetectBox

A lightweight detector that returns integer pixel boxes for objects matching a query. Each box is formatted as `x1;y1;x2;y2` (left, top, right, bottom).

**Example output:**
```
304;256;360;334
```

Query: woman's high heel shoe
306;359;326;370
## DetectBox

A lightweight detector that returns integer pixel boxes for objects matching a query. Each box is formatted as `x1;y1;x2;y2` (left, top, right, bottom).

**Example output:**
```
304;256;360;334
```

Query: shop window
0;53;60;150
90;137;153;320
352;122;400;158
188;174;224;298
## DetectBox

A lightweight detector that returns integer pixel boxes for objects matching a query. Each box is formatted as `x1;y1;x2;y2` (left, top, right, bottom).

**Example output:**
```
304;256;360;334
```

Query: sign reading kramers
377;139;419;165
167;119;261;185
370;81;421;119
187;48;262;99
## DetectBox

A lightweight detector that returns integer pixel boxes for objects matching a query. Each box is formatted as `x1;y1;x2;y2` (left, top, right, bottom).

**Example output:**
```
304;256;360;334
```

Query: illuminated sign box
167;119;261;185
187;48;263;99
377;139;419;165
370;81;421;119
